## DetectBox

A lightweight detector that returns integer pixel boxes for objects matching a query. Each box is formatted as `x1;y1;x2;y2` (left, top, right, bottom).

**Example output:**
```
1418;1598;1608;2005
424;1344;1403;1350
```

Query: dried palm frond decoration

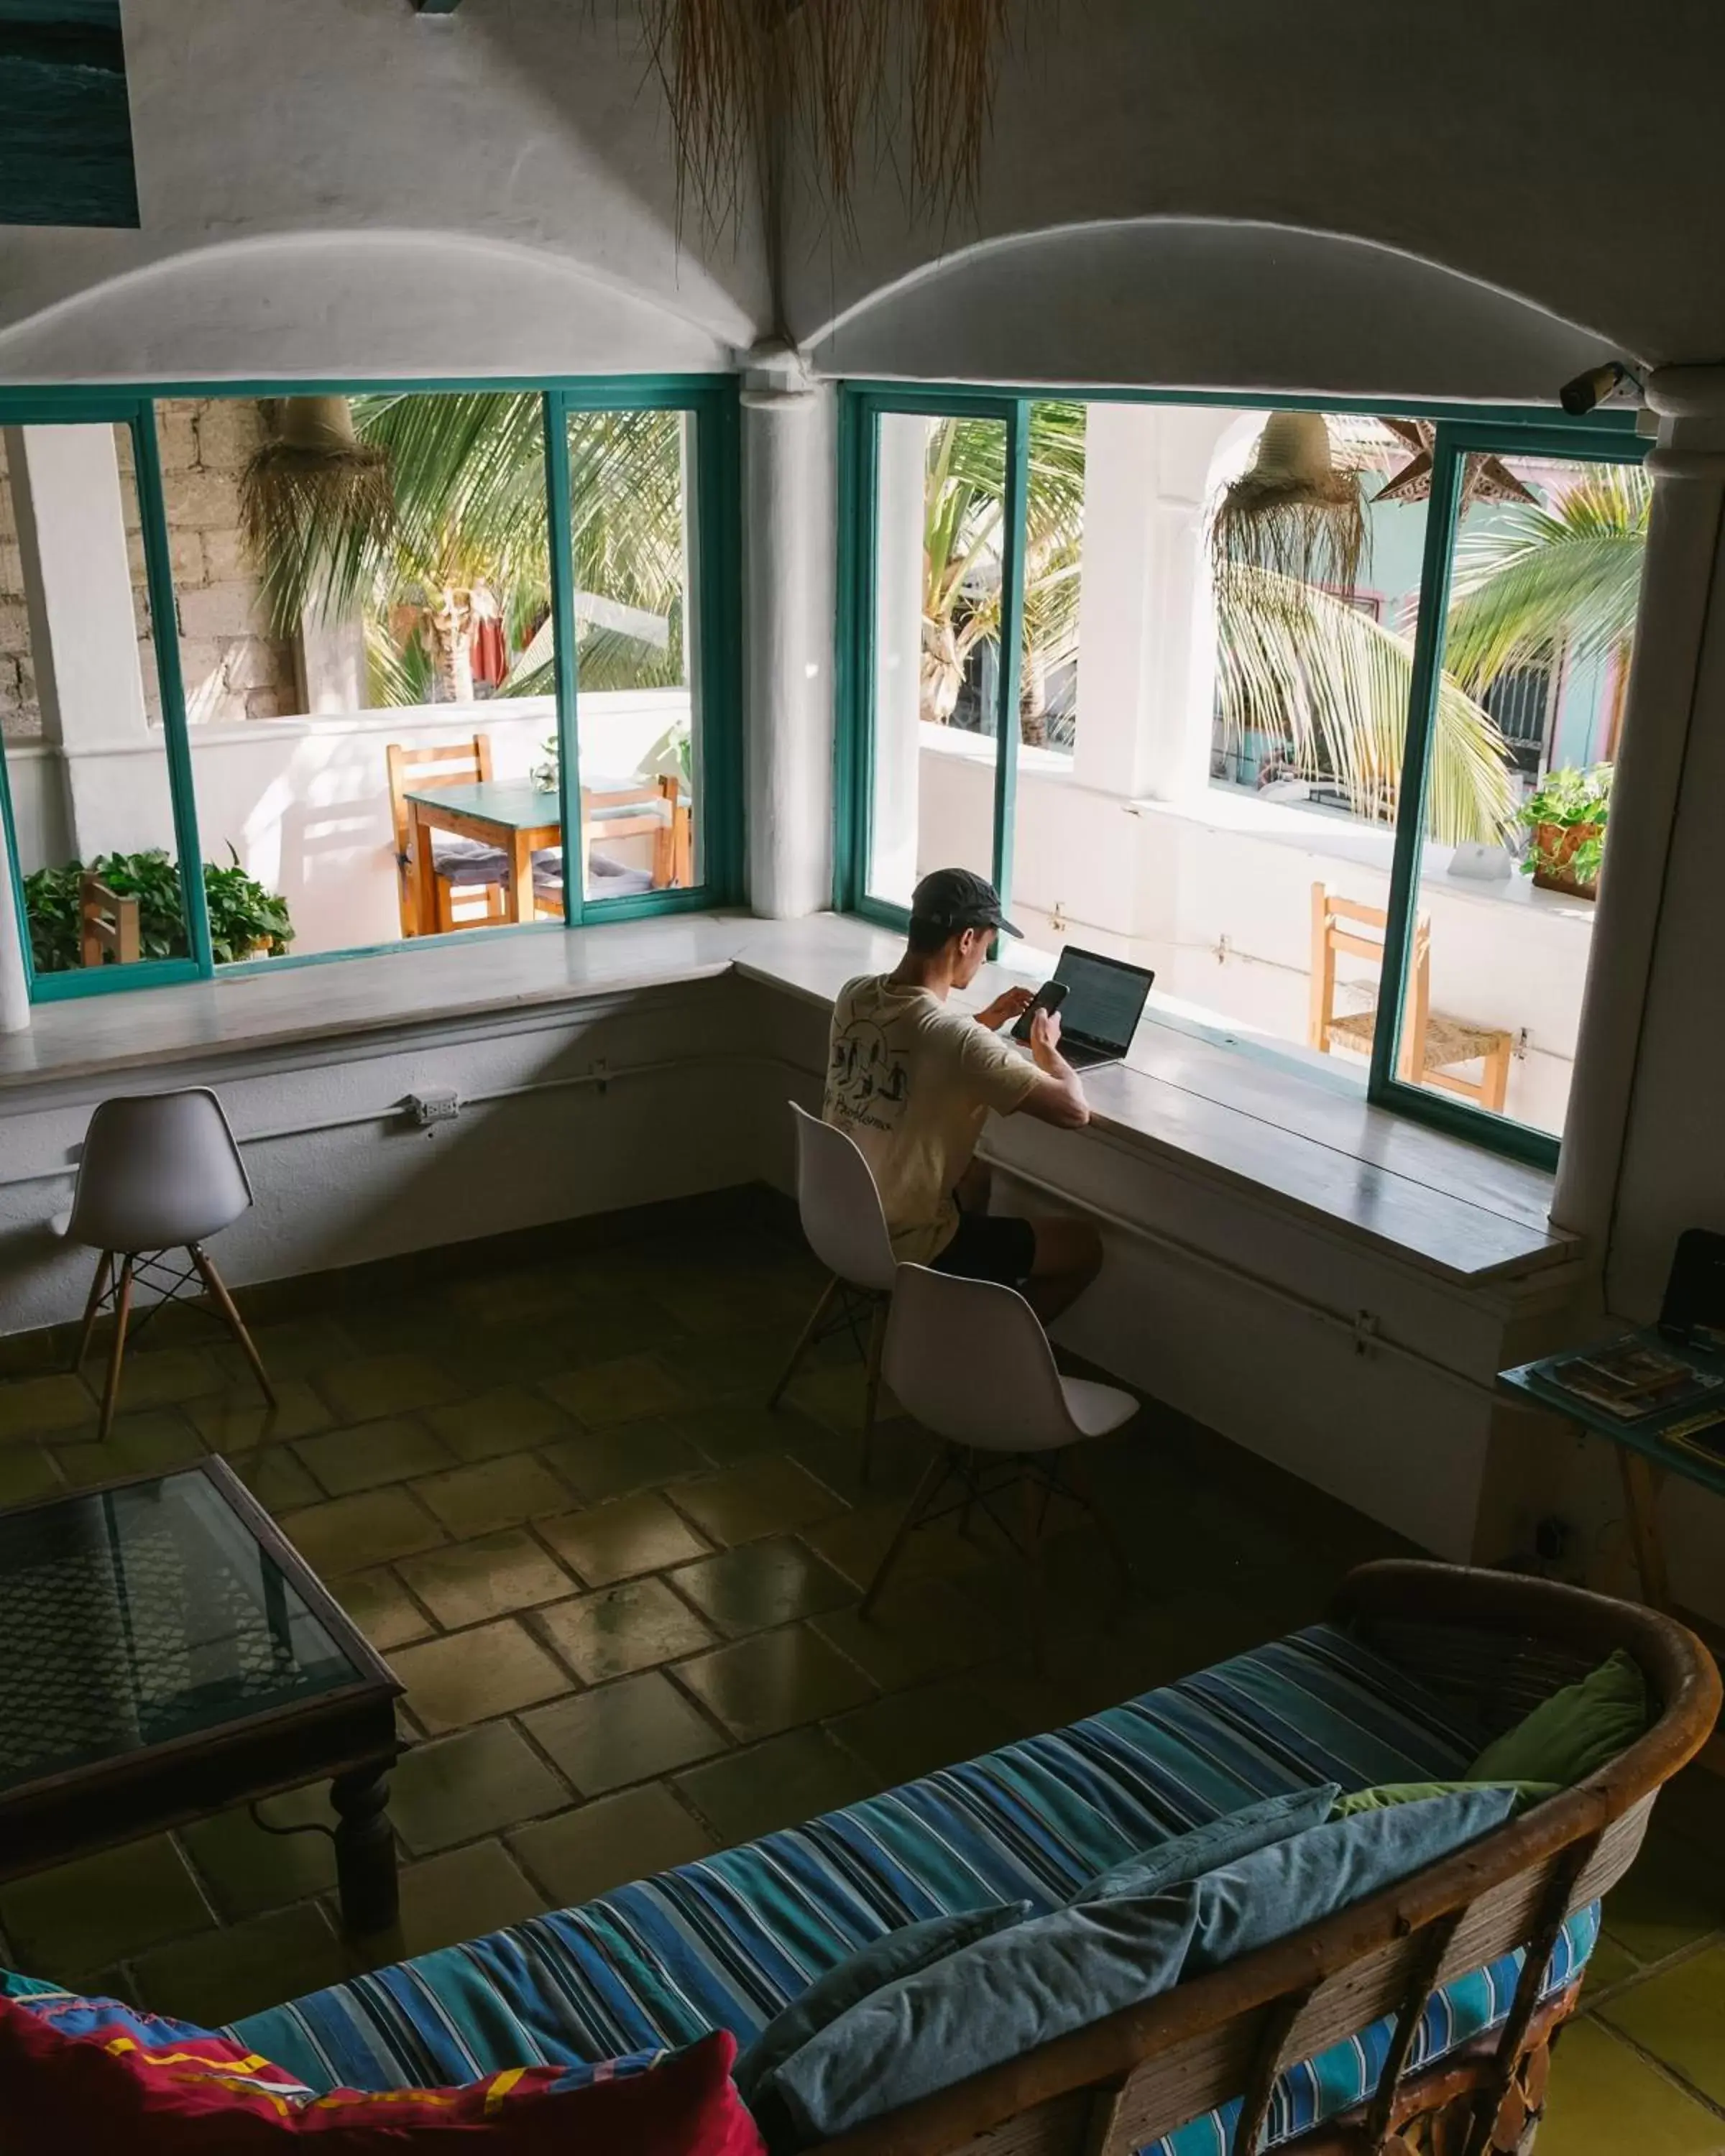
1209;411;1368;595
636;0;1015;240
240;397;394;630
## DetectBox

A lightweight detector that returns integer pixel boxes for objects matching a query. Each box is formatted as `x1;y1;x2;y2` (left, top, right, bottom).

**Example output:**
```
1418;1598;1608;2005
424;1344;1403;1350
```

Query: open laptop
1019;946;1156;1072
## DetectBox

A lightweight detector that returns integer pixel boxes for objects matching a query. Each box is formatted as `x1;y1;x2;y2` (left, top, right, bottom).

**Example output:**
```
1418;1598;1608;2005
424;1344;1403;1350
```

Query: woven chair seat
1328;1001;1511;1071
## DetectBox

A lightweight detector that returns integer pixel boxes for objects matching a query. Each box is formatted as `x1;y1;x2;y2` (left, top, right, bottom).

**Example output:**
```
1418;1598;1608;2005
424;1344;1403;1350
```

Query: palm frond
1217;564;1518;847
1444;464;1650;690
363;610;436;709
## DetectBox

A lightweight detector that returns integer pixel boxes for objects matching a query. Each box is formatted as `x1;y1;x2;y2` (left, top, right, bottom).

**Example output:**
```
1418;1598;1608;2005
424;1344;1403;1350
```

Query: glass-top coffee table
0;1459;402;1932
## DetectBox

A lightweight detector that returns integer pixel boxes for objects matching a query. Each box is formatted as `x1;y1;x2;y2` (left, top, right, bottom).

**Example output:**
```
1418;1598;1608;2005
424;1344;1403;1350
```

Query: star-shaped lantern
1372;419;1537;510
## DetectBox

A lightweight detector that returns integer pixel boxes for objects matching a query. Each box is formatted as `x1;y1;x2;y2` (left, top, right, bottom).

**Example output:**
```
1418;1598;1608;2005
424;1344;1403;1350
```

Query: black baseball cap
909;867;1023;939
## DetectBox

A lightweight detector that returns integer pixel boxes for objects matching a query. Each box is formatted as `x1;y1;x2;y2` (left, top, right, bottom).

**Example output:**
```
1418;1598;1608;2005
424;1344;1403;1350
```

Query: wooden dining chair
385;734;509;936
78;875;141;968
1309;883;1514;1112
581;775;682;890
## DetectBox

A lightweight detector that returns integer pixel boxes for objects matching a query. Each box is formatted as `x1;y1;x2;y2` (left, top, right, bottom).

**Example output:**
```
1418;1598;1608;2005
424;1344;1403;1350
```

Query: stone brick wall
0;402;298;741
142;399;298;725
0;436;37;742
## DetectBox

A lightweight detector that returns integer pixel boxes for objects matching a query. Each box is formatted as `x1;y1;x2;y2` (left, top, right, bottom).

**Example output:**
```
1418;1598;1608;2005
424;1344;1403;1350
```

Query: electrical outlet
406;1089;460;1128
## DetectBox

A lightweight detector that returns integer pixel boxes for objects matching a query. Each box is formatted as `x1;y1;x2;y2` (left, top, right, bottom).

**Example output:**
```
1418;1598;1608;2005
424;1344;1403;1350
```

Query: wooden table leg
1618;1448;1672;1611
508;829;533;925
408;801;439;939
331;1764;399;1934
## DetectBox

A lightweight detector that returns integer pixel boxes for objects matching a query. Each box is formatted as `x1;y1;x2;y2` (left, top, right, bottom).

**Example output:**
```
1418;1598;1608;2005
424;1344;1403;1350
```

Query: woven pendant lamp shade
1210;411;1368;594
640;0;1014;239
239;396;394;612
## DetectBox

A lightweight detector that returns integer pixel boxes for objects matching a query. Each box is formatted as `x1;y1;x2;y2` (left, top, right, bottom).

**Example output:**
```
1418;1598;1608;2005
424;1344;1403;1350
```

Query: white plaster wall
7;691;691;958
787;0;1725;372
809;223;1618;403
0;1;765;383
0;980;764;1337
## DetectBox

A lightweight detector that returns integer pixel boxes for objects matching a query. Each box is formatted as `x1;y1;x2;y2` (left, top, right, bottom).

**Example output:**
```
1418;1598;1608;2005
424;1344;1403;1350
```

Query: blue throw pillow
1070;1785;1340;1904
735;1902;1029;2106
769;1785;1518;2146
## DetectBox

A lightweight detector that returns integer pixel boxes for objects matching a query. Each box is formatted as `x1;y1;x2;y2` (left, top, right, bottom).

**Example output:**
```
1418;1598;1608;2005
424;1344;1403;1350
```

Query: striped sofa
227;1564;1719;2156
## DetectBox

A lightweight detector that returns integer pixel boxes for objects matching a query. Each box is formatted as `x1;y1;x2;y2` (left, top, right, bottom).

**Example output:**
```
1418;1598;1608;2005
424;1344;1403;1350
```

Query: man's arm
1012;1009;1090;1130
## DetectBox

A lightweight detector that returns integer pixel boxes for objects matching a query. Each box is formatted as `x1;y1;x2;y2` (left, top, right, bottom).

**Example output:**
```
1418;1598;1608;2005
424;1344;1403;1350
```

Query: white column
870;410;929;906
1072;405;1158;797
1562;366;1725;1314
295;607;367;713
1072;405;1238;802
1551;369;1725;1314
742;350;836;918
6;423;170;860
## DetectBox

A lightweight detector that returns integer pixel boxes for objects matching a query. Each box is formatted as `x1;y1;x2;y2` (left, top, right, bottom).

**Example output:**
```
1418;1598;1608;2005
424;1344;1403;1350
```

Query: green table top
404;780;561;831
1499;1326;1725;1501
0;1465;368;1795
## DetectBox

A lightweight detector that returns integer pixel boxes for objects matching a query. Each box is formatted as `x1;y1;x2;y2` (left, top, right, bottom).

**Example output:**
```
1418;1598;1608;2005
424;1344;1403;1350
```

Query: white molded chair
768;1103;898;1479
862;1263;1139;1648
65;1089;276;1440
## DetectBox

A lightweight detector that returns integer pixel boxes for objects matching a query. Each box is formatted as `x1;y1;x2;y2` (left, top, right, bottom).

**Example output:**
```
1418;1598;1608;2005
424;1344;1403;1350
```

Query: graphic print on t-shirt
828;1018;909;1130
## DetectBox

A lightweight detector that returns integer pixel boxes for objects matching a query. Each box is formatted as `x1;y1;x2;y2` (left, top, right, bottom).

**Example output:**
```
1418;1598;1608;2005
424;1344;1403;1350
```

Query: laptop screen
1053;947;1155;1053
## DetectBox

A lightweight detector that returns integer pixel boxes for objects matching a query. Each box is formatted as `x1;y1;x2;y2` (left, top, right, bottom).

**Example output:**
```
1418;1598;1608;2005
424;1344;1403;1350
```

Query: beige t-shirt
824;974;1039;1262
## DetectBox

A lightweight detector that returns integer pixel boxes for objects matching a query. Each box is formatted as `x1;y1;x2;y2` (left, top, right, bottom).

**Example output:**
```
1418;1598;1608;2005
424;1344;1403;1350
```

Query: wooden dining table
404;775;693;933
402;779;560;935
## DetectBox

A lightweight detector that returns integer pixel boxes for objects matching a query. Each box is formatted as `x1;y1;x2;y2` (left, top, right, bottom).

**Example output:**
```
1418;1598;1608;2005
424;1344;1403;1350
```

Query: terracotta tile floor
0;1199;1720;2150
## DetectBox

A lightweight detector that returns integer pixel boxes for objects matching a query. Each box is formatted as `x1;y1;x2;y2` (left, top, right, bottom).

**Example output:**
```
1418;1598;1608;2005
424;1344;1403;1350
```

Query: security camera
1559;361;1642;417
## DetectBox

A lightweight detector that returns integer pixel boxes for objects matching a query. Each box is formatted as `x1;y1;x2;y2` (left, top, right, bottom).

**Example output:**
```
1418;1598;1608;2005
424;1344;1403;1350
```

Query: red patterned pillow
0;1990;762;2152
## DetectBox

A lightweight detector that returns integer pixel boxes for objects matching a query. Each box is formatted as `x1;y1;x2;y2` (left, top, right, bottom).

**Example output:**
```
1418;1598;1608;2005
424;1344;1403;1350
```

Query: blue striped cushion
230;1623;1594;2152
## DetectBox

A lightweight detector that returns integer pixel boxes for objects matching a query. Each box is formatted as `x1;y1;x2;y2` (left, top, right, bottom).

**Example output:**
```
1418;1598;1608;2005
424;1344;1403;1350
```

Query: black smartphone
1011;980;1069;1042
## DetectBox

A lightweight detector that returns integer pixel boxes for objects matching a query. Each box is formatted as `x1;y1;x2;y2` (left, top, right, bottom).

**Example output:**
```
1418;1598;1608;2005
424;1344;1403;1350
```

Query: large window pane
866;411;1003;909
563;407;700;907
159;392;552;961
1;420;193;978
1394;448;1646;1136
1126;408;1433;1069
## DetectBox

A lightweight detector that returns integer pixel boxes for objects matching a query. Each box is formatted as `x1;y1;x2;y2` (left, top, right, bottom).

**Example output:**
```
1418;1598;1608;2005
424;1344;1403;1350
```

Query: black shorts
931;1210;1036;1289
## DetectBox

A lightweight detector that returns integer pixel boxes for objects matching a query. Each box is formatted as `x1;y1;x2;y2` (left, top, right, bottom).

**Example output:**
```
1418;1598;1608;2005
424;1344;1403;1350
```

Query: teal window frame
834;381;1646;1171
0;372;743;1000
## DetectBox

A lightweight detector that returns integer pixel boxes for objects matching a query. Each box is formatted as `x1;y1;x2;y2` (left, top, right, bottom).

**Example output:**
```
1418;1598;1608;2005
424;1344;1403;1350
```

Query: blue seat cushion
229;1623;1597;2155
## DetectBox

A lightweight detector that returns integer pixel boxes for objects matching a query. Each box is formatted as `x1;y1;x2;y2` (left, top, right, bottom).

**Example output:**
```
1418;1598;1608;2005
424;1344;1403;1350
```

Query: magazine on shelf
1542;1337;1724;1422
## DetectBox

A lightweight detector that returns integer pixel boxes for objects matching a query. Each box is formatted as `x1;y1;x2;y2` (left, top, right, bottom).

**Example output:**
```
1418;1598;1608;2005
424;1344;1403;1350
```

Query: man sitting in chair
825;868;1102;1320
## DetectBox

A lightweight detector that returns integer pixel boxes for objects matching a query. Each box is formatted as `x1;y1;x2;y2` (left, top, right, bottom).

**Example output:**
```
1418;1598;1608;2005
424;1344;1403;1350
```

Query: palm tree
1443;462;1650;694
1212;449;1650;847
249;394;688;705
1214;565;1519;846
917;402;1085;743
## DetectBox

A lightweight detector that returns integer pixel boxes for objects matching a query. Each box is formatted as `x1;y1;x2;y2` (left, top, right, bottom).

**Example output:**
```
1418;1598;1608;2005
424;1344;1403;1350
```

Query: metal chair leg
860;1447;953;1619
190;1245;277;1408
768;1275;841;1408
99;1256;135;1442
860;1294;888;1485
73;1252;112;1374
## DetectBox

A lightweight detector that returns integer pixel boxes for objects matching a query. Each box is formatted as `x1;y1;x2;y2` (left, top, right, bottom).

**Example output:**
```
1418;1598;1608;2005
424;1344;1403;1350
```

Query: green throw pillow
1330;1780;1560;1819
1468;1649;1650;1787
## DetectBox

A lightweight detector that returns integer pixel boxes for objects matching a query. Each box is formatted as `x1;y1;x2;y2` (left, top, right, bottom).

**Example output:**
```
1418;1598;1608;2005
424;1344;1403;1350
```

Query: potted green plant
22;848;295;972
1517;763;1611;899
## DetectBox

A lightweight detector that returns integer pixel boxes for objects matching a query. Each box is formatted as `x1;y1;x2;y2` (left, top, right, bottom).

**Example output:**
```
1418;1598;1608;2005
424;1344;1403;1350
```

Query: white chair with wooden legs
768;1104;898;1482
64;1089;276;1442
861;1263;1139;1658
1310;883;1514;1112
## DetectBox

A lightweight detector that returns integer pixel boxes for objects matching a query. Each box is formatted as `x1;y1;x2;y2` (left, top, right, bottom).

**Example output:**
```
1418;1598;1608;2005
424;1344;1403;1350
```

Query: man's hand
975;985;1035;1033
1030;1008;1064;1068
